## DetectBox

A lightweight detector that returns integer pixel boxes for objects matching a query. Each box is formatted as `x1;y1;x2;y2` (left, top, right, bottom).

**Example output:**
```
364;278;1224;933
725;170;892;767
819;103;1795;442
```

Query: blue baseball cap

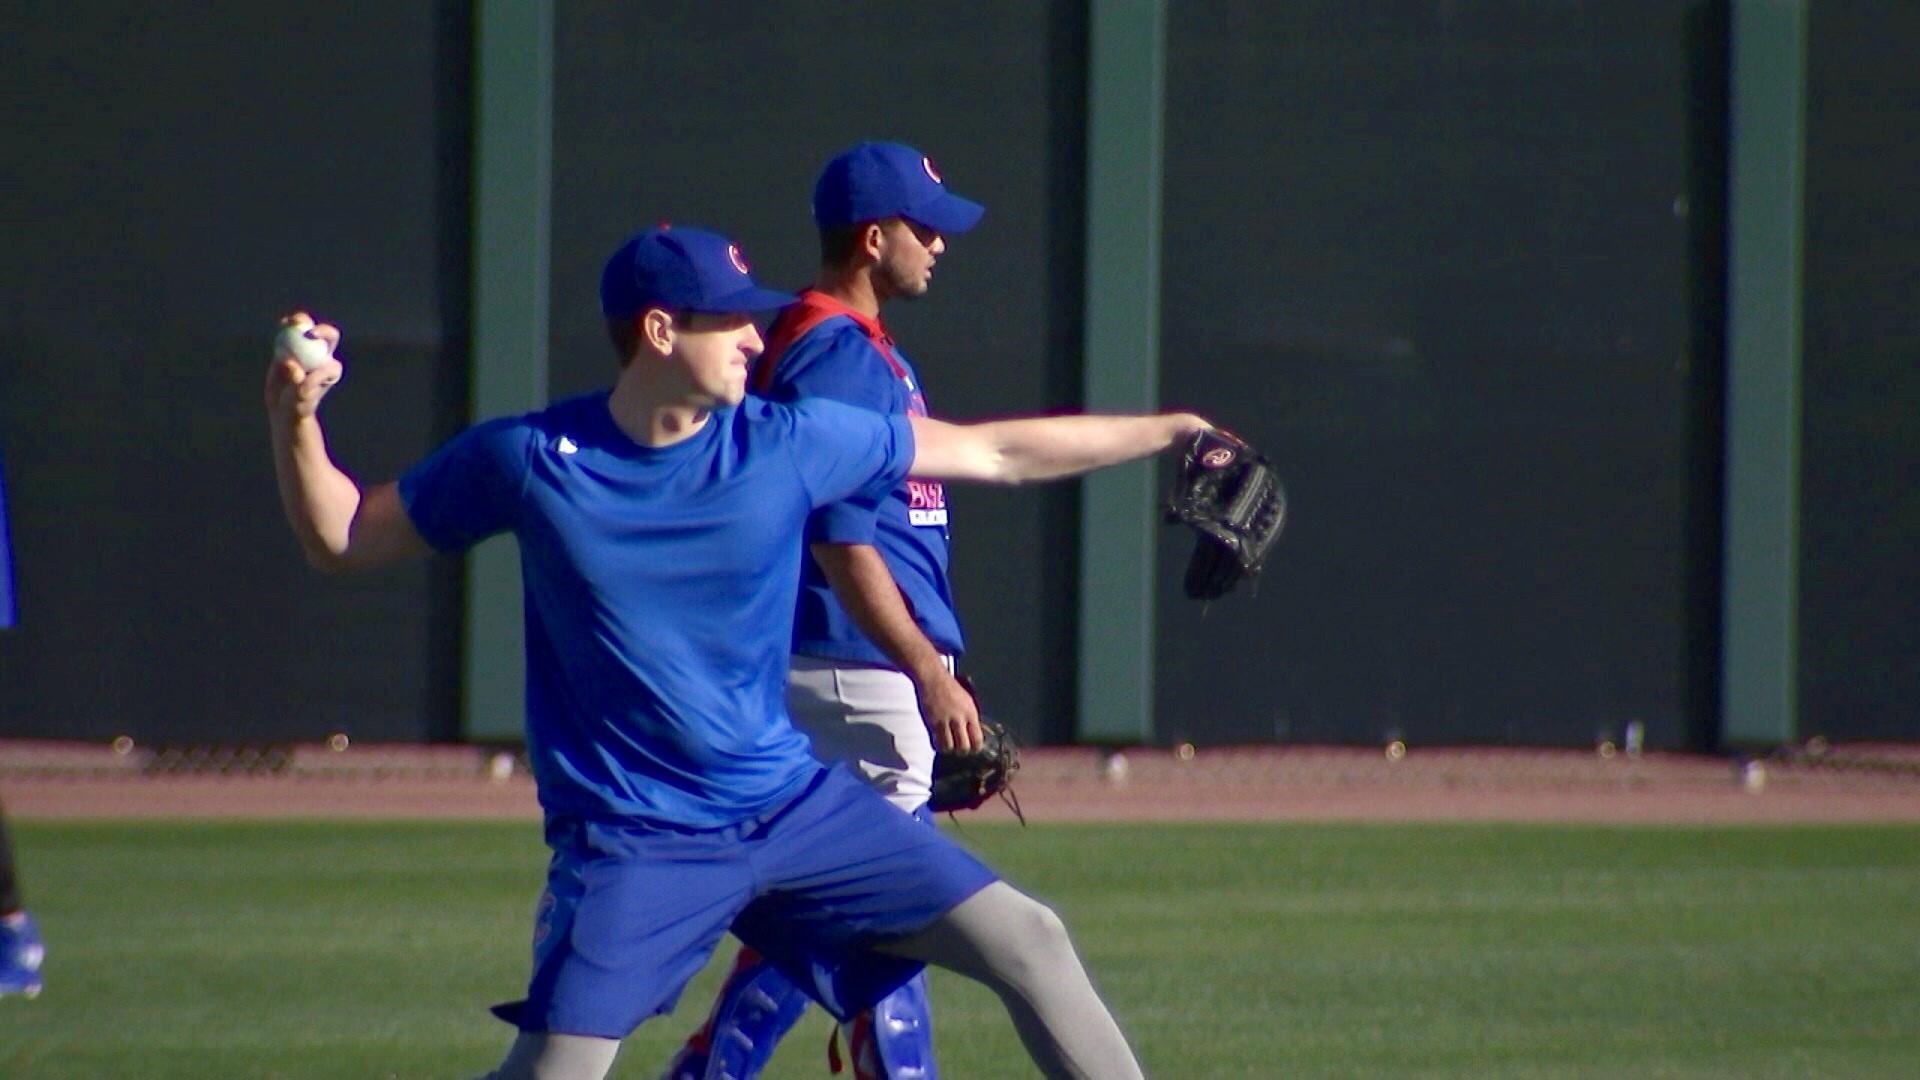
812;142;985;235
599;226;796;318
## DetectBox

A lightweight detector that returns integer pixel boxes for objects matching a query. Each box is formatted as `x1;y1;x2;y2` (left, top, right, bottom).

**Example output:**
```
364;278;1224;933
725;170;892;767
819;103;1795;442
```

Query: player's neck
606;376;711;448
813;266;883;320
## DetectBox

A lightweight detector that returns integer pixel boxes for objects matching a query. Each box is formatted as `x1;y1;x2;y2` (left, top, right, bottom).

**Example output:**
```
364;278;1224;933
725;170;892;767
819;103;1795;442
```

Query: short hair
819;221;873;267
608;309;706;365
606;317;640;365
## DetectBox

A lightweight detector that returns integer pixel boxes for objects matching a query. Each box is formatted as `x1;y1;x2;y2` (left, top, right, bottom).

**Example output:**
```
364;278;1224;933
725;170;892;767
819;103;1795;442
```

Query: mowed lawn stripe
3;821;1914;1078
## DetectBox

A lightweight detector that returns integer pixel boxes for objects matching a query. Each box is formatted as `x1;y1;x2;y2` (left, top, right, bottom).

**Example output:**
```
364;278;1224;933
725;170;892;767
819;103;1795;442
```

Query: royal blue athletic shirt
398;391;914;829
755;296;964;663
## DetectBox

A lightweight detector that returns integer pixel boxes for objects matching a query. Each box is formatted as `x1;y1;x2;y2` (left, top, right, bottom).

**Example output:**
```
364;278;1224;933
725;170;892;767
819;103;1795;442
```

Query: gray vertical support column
1077;0;1166;743
1722;0;1805;747
463;0;552;742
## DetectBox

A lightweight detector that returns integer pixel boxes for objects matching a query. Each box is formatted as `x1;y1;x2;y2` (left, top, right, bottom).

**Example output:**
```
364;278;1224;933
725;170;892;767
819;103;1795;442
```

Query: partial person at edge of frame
0;440;47;1002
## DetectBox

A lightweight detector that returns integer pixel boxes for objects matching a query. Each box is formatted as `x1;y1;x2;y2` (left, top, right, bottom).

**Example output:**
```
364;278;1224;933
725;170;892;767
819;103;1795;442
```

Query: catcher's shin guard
830;970;937;1080
662;947;811;1080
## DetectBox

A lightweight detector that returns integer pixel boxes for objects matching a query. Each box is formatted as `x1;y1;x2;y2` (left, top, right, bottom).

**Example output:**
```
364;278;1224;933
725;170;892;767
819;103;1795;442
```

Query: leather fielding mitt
1164;429;1287;600
928;677;1023;821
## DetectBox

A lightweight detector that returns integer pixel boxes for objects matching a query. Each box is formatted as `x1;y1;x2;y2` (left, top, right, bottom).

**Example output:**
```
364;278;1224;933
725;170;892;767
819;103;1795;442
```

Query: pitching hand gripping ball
275;314;334;371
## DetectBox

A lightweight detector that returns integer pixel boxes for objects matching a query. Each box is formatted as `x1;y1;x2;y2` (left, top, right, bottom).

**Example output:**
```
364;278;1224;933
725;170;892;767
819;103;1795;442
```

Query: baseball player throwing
266;224;1208;1080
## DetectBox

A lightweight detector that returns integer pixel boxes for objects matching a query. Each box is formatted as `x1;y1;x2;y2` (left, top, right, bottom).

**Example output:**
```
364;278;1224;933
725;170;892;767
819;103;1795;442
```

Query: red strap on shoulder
752;290;901;393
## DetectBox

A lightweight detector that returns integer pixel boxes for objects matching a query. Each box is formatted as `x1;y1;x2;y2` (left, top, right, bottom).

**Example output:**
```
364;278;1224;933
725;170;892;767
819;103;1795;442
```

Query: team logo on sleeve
728;244;750;275
907;480;948;527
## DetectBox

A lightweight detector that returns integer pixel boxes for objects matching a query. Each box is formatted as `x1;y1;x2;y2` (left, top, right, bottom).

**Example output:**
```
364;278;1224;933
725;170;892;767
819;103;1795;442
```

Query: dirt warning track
5;740;1915;824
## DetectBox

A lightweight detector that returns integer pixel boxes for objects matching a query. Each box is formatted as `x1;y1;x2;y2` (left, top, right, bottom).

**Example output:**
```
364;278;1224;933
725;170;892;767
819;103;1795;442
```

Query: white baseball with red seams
275;314;334;371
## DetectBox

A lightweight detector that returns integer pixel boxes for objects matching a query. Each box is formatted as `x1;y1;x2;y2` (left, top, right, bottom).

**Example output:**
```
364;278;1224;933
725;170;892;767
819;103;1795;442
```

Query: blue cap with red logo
812;142;985;235
599;226;796;318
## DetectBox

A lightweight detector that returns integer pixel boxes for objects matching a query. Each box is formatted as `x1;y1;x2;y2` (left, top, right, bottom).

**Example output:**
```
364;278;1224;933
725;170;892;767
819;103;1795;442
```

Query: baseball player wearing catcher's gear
662;141;983;1080
660;144;1000;1080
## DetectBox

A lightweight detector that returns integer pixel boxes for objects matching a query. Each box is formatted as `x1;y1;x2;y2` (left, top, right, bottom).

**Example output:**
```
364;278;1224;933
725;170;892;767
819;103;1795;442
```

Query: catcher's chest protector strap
753;289;901;393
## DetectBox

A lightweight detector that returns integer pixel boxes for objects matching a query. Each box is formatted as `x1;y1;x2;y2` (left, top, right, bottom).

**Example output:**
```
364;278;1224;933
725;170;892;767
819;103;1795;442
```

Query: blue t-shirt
398;391;914;828
758;316;965;662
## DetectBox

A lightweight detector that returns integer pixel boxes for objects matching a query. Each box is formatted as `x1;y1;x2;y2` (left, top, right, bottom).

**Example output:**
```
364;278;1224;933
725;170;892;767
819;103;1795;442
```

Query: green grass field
3;820;1916;1078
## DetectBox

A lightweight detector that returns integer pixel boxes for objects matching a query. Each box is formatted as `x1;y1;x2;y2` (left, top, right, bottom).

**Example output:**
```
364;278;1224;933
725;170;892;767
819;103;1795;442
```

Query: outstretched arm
907;412;1210;485
265;315;432;573
810;542;983;752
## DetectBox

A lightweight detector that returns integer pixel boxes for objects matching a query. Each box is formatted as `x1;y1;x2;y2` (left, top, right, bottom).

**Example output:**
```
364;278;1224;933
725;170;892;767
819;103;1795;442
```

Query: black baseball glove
1164;429;1287;600
928;678;1023;821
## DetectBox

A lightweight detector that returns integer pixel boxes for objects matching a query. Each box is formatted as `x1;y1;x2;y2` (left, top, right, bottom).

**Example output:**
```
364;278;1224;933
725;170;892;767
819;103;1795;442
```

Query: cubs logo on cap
599;226;797;317
813;141;985;235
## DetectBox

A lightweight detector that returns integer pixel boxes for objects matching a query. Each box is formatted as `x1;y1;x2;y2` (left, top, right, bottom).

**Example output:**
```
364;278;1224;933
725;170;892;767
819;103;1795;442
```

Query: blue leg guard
842;969;937;1080
660;947;812;1080
853;804;939;1079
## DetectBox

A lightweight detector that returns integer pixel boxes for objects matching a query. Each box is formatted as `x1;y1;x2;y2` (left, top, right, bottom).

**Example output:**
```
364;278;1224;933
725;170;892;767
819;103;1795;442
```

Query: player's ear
639;308;676;356
860;222;887;263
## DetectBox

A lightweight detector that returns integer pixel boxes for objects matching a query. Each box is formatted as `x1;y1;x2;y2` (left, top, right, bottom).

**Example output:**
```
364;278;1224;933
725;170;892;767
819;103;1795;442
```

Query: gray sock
476;1031;621;1080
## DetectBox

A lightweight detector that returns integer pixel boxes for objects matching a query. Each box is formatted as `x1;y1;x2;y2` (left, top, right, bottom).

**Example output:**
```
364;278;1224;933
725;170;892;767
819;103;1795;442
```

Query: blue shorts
493;764;997;1038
